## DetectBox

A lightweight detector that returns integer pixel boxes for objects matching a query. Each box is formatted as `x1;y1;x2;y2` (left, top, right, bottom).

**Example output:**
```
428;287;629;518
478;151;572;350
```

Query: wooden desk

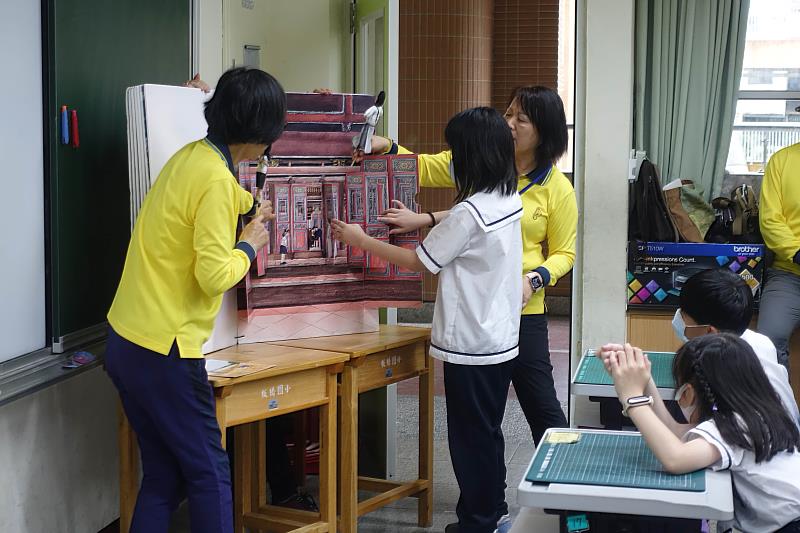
271;325;433;533
118;344;348;533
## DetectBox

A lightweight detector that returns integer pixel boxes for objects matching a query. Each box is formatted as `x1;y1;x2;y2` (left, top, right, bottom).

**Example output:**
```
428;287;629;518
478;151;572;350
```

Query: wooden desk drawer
220;367;328;426
357;341;428;392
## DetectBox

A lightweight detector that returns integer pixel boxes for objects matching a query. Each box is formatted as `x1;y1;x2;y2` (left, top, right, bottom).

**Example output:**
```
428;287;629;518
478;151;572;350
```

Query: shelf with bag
627;159;766;311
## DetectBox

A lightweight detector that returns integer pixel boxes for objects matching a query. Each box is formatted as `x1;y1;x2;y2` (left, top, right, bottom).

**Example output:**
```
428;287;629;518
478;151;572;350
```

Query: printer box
627;241;765;309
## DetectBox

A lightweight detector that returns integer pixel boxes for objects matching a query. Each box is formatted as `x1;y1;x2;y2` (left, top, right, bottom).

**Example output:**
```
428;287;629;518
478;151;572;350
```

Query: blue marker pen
60;105;69;145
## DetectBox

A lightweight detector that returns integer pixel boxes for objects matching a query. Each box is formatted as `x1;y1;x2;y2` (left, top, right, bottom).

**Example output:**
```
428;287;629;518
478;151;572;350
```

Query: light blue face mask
672;308;689;343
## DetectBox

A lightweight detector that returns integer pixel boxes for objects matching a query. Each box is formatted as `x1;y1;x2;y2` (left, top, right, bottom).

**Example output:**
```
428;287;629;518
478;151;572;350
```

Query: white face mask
672;309;689;343
675;383;696;422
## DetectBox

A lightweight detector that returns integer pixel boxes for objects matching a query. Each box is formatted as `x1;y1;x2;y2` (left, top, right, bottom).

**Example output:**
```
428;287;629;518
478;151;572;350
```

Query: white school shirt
416;190;523;365
741;329;800;427
686;420;800;533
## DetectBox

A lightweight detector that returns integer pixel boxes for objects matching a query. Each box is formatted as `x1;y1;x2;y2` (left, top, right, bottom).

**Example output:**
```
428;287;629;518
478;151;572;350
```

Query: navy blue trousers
513;314;567;444
105;328;232;533
444;359;514;533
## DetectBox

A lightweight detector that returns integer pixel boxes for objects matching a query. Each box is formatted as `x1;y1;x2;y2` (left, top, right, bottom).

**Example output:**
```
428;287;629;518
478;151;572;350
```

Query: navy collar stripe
204;134;235;174
519;164;552;195
463;200;523;227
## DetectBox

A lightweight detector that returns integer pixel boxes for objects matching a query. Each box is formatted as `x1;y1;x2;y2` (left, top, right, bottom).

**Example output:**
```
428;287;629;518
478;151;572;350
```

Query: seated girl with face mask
607;337;800;533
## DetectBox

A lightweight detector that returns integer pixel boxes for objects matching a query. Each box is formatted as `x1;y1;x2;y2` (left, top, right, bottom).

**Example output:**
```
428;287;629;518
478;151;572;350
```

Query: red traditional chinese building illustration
237;92;423;312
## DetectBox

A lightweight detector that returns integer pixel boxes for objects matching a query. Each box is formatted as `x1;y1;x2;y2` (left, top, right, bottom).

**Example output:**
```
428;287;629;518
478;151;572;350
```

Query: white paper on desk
205;359;235;372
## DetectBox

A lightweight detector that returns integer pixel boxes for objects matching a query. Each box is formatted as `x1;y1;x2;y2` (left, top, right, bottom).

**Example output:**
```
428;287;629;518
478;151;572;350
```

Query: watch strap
622;395;653;417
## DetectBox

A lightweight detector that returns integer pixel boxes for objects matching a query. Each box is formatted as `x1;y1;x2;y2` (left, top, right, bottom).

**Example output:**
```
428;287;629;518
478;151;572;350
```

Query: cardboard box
627;241;765;309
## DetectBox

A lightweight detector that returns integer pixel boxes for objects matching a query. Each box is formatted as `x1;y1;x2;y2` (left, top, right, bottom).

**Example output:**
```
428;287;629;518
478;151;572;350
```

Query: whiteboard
0;0;46;362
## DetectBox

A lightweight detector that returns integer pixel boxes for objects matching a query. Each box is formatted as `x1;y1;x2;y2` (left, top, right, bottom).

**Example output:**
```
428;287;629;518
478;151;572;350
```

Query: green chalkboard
46;0;190;345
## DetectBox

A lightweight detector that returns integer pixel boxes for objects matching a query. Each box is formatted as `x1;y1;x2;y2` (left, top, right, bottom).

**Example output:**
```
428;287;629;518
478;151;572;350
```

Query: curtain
634;0;749;199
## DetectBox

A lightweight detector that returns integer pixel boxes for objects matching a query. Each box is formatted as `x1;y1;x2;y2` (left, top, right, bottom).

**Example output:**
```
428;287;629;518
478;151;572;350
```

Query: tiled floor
356;318;570;533
161;317;572;533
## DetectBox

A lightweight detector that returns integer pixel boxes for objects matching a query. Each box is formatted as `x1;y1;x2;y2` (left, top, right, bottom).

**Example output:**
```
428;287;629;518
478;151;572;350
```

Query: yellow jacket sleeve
540;188;578;285
759;150;800;262
192;179;251;297
397;145;455;188
238;186;256;215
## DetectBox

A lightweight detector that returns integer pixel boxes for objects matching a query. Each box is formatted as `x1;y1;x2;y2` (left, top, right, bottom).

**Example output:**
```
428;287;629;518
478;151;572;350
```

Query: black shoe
444;523;459;533
275;492;319;512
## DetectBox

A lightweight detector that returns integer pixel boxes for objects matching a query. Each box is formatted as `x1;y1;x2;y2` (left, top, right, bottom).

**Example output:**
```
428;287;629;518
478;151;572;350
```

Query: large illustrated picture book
236;92;423;344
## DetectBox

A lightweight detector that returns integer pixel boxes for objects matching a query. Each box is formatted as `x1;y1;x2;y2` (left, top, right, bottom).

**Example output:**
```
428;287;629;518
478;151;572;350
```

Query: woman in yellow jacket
105;67;286;533
370;87;577;454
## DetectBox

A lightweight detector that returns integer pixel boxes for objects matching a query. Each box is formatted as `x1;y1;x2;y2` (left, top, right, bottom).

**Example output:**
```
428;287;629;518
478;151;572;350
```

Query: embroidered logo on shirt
531;207;544;221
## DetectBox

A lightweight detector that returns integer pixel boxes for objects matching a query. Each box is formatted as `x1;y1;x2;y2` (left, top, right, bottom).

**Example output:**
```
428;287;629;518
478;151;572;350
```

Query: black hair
204;67;287;146
444;107;517;203
679;268;753;335
507;86;568;167
673;333;800;462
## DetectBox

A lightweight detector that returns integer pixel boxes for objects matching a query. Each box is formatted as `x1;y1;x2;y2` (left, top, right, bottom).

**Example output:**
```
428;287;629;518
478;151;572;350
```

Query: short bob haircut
679;268;753;335
507;86;568;167
204;67;287;146
444;107;517;203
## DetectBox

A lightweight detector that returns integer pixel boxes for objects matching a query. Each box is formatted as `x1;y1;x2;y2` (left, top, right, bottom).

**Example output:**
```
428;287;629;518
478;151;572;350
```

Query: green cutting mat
526;432;705;492
575;350;676;389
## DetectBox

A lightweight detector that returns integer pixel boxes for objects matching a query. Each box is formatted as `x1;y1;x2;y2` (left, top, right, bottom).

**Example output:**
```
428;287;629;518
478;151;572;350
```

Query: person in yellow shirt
104;67;285;533
758;142;800;372
365;86;576;533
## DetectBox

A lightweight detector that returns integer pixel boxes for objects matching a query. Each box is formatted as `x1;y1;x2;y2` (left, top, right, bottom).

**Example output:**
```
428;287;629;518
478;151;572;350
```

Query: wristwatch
622;395;653;417
527;272;544;292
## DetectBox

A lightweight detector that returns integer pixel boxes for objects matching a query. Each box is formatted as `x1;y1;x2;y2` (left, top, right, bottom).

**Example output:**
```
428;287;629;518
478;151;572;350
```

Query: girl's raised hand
378;200;427;234
598;343;624;375
608;343;651;401
330;219;366;247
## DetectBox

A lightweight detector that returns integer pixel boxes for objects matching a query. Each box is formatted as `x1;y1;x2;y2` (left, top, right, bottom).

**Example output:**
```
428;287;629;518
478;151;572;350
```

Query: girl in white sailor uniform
332;107;522;533
607;335;800;533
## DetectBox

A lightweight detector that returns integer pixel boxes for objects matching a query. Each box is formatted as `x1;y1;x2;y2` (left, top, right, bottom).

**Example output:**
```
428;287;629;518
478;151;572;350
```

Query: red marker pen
70;109;80;148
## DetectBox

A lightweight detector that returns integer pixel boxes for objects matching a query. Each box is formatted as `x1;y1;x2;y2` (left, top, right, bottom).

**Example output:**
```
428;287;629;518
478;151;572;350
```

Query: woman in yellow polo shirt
104;67;286;533
757;142;800;371
371;85;576;459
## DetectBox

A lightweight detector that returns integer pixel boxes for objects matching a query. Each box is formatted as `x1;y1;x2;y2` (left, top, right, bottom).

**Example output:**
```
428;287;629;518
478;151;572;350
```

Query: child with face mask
607;336;800;533
602;268;799;428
